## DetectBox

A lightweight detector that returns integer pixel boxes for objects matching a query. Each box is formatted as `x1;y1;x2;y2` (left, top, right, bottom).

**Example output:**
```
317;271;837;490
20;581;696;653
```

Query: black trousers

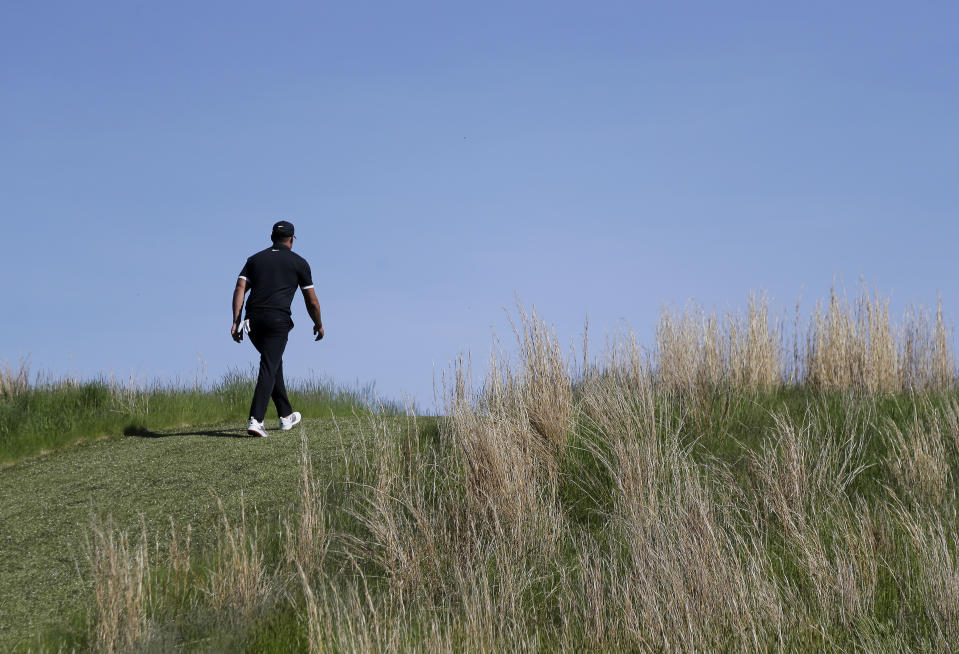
248;313;294;422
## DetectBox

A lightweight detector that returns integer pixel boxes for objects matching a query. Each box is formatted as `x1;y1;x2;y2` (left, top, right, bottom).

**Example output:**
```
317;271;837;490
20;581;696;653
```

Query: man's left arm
296;258;323;340
231;278;248;342
302;287;324;341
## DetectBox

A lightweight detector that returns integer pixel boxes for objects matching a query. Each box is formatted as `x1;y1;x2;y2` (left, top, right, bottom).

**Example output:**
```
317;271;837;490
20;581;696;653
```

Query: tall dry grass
203;496;268;618
284;434;329;575
0;358;31;397
656;292;780;393
655;283;954;394
894;503;959;647
805;286;955;392
84;518;152;653
445;305;570;540
579;380;784;649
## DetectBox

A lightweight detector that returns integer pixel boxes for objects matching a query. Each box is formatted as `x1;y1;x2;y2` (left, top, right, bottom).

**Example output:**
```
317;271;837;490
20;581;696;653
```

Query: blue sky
2;1;957;409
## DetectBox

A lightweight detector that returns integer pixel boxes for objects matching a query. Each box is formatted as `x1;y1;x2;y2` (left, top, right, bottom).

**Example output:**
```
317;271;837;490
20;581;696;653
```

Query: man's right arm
302;287;324;341
231;278;248;342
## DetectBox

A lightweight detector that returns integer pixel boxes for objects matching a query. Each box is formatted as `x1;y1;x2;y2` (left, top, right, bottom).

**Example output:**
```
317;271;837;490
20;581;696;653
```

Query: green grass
0;370;388;466
5;386;959;651
0;414;383;650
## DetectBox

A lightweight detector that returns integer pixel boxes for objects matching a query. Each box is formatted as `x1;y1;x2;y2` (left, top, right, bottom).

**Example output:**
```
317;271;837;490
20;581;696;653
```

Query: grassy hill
5;388;959;652
4;289;959;652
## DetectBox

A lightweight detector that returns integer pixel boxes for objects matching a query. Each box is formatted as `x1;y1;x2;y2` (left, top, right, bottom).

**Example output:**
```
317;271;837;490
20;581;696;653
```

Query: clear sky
2;1;957;410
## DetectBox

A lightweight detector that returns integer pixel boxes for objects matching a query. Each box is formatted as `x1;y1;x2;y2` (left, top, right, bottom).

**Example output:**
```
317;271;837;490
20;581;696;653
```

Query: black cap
271;220;295;240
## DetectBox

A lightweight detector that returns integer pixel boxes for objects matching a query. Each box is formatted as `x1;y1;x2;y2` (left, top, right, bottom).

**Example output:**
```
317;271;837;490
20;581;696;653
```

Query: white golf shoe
280;411;302;431
247;417;268;438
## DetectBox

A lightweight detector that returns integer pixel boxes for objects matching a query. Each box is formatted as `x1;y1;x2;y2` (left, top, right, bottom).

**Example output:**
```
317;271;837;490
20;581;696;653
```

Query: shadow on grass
124;424;254;439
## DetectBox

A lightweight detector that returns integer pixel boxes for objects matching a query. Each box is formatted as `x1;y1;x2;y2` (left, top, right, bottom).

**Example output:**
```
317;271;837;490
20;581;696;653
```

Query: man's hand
313;324;324;341
232;322;243;343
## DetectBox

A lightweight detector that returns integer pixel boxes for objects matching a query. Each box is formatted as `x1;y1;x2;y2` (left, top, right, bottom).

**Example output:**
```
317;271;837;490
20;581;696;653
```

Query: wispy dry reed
162;517;194;613
655;284;955;393
900;295;956;390
805;284;900;391
582;381;783;649
510;303;574;449
1;358;31;397
748;406;879;626
894;502;959;647
656;291;781;393
204;495;268;618
446;309;567;539
887;410;951;505
85;518;151;653
297;563;324;654
284;434;329;575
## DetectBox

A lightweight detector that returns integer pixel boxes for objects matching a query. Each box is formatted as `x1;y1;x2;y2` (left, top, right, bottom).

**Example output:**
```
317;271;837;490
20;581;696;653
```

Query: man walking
231;220;324;437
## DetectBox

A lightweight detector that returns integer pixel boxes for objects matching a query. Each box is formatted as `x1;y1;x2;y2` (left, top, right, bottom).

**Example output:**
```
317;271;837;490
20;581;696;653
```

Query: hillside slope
0;418;359;649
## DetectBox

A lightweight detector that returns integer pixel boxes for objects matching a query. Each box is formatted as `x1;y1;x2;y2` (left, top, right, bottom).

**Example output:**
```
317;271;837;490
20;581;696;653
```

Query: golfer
231;220;324;437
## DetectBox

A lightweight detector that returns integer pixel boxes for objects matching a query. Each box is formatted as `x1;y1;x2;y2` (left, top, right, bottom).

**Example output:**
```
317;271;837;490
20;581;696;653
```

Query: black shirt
238;243;314;318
